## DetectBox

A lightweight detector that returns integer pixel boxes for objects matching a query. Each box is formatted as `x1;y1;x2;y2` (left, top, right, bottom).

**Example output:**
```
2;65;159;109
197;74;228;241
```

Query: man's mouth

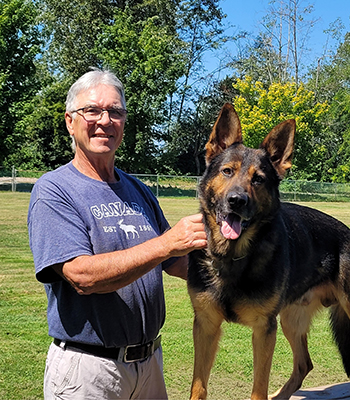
92;134;113;138
217;213;242;240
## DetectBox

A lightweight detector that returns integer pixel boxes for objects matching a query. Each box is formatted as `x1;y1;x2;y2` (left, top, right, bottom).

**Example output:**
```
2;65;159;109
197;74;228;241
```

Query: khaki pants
44;342;168;400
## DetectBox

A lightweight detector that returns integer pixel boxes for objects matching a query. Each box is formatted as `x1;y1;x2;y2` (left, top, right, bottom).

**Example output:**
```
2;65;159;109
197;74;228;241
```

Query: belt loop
53;338;67;349
117;346;125;363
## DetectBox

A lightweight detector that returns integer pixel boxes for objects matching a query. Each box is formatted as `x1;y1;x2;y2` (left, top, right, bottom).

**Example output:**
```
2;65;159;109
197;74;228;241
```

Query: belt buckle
123;340;154;363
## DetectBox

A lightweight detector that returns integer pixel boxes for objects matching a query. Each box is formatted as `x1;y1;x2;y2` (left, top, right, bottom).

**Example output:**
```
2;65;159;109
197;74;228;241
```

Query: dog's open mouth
217;213;242;240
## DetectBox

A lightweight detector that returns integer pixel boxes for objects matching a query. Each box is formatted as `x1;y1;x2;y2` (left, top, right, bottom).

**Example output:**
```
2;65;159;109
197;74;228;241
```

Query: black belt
53;335;161;363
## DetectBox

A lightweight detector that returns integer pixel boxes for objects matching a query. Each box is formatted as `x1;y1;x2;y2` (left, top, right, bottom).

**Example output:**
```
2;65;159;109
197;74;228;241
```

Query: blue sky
204;0;350;78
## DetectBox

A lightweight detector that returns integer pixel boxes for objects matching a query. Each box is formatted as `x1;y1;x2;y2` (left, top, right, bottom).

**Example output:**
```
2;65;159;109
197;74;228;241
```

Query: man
28;69;207;400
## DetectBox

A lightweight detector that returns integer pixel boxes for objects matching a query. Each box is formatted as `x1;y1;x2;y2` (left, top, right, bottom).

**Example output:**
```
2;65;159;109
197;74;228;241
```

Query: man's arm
164;255;188;280
53;214;206;295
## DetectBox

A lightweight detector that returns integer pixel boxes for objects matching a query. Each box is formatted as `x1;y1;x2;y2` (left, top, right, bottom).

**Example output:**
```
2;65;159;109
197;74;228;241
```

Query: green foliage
174;0;227;120
229;33;290;86
232;77;330;180
6;77;73;170
165;77;240;176
330;92;350;183
39;0;112;77
309;31;350;104
0;0;41;164
306;32;350;182
98;9;185;172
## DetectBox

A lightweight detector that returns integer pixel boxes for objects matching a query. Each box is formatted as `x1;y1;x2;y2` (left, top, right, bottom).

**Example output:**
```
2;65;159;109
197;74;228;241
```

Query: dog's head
200;103;295;243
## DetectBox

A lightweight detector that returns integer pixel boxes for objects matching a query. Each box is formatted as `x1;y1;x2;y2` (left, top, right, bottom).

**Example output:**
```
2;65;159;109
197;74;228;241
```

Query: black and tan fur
188;103;350;400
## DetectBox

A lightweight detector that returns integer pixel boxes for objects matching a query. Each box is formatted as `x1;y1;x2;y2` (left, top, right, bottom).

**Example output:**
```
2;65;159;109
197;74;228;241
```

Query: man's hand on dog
162;213;207;257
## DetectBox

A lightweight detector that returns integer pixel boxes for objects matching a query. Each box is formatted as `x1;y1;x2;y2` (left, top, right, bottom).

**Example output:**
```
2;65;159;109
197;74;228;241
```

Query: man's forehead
76;85;122;104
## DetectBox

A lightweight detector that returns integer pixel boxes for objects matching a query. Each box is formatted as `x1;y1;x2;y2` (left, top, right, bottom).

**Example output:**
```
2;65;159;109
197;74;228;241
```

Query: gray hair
66;69;126;152
66;68;126;112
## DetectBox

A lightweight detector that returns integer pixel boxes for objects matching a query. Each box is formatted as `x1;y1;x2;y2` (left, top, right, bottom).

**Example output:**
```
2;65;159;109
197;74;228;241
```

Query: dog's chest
189;252;281;323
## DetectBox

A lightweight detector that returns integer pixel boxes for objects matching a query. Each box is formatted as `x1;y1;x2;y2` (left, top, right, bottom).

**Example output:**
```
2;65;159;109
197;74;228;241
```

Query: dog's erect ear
205;103;242;165
260;119;296;178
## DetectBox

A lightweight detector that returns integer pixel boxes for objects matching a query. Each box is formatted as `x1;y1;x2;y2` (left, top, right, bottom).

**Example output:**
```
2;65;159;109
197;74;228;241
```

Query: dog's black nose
227;191;248;208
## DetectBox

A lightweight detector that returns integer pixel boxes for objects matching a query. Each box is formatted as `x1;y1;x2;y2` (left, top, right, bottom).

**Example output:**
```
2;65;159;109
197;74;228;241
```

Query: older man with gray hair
28;69;207;399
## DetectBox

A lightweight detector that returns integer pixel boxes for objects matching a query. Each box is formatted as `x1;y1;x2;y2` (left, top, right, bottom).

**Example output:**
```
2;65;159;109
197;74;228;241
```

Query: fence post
11;166;16;192
335;183;337;202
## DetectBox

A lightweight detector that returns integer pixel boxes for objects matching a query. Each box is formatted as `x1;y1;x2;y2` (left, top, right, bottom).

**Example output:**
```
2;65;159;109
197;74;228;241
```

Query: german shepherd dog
187;103;350;400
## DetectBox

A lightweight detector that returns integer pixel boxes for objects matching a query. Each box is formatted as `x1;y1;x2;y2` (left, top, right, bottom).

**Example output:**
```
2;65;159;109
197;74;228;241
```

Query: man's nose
97;110;112;125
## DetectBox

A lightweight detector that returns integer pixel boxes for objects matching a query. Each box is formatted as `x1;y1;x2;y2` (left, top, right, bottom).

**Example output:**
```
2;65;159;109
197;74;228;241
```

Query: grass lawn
0;192;349;400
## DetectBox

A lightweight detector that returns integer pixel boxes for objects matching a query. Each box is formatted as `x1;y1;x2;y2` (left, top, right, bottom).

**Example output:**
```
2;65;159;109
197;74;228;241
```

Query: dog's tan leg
250;320;277;400
271;306;314;399
189;293;224;400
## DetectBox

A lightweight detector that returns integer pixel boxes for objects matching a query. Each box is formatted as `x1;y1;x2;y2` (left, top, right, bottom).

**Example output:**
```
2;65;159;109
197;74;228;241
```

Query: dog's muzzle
216;191;251;240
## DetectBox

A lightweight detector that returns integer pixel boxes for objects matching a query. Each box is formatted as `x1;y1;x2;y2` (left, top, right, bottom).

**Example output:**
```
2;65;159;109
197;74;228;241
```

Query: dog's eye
252;174;265;185
222;168;233;177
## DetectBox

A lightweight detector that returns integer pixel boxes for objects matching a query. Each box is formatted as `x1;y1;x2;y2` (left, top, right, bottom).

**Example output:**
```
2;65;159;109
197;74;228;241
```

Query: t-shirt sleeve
28;185;93;283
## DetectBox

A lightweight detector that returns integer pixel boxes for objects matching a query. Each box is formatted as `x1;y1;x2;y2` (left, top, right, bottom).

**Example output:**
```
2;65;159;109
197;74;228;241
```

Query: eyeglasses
72;107;128;122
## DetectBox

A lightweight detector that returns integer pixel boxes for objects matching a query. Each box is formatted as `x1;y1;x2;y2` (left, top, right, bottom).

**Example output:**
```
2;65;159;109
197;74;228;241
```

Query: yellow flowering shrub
231;78;329;178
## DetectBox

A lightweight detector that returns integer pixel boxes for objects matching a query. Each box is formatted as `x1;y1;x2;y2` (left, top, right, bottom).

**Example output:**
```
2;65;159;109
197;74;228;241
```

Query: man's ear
65;112;74;136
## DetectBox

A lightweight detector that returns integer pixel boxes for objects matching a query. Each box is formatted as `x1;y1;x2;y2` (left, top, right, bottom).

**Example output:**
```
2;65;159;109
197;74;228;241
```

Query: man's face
65;85;126;158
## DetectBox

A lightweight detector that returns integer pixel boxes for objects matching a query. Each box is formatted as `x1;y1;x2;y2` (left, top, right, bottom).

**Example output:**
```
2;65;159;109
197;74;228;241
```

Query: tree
0;0;41;166
329;89;350;183
174;0;227;121
227;0;318;87
228;33;287;87
162;0;230;174
307;30;350;182
232;77;330;180
38;0;115;78
309;18;345;102
6;0;231;173
8;76;72;170
97;9;185;173
309;31;350;102
260;0;318;86
39;0;182;79
165;76;239;175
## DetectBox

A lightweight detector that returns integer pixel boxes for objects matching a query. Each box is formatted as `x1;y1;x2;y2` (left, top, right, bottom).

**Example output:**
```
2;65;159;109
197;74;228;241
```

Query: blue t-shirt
28;162;174;348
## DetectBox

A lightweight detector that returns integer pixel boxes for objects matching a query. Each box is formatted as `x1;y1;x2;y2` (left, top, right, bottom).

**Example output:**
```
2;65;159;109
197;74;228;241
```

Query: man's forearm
53;214;206;294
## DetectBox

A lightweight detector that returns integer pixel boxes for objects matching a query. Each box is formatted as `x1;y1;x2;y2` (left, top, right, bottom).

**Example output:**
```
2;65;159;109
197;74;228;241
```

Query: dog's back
281;202;350;378
280;203;350;302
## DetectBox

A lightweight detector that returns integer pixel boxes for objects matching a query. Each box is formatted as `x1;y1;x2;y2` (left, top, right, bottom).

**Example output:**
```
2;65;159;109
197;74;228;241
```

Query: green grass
0;193;51;400
0;193;349;400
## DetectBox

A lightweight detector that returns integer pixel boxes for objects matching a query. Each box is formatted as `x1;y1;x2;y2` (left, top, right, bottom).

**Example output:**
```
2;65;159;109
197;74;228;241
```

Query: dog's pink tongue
221;219;241;240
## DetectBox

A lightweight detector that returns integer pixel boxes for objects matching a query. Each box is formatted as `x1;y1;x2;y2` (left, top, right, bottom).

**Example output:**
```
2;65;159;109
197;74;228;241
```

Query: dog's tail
330;304;350;377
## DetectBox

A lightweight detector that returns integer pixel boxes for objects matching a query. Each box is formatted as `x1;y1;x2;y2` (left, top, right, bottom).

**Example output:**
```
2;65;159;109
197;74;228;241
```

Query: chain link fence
1;167;350;201
0;167;46;193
